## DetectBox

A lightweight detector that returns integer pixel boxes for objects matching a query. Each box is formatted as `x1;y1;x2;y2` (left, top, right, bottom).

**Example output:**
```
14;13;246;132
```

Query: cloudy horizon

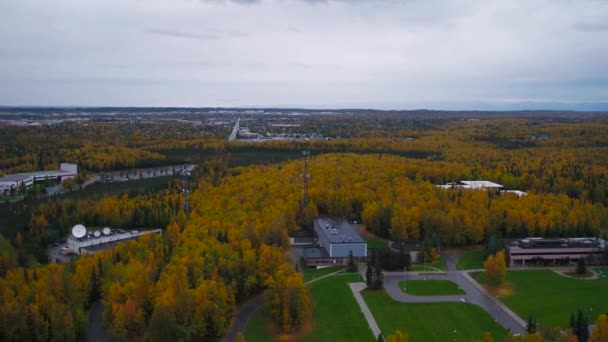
1;0;608;110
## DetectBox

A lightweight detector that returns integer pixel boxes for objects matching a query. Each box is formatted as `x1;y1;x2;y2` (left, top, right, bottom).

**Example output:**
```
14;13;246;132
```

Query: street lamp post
423;257;427;280
403;266;407;292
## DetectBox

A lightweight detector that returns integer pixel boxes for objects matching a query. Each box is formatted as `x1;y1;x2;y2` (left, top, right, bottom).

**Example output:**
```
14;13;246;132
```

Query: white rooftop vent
93;231;101;237
102;227;111;235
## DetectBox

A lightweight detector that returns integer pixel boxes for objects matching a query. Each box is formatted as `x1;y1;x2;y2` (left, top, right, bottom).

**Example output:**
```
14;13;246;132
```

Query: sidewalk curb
349;282;382;338
460;271;527;329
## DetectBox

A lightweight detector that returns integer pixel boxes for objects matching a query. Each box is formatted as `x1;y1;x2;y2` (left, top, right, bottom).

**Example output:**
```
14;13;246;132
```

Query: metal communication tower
182;166;190;216
300;150;311;211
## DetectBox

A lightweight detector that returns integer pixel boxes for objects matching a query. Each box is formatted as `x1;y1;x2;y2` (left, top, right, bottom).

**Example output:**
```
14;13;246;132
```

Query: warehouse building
66;226;162;255
508;237;606;266
0;163;78;195
305;217;367;267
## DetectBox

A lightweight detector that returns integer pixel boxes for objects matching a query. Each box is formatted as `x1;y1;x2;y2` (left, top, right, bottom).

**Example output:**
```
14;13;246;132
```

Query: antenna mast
300;150;311;211
182;166;190;216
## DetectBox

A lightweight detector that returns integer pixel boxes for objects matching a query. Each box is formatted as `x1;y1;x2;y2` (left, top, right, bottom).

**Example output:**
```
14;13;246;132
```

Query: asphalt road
223;293;265;342
383;269;527;334
87;302;107;342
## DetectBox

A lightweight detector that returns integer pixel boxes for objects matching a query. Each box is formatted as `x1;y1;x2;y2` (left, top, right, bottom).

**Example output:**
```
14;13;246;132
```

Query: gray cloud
145;28;222;40
574;21;608;32
0;0;607;109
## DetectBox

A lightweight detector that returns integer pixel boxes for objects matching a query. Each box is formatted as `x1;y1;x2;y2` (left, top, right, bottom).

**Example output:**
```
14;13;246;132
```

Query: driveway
383;270;526;334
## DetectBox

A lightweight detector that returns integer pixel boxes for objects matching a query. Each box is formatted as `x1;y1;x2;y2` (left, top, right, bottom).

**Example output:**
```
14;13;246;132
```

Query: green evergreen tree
575;309;589;342
373;251;384;289
576;258;587;275
348;250;357;272
366;251;374;288
527;316;536;334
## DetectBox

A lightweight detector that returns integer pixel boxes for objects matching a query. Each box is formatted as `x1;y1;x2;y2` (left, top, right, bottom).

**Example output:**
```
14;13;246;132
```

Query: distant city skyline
1;0;607;110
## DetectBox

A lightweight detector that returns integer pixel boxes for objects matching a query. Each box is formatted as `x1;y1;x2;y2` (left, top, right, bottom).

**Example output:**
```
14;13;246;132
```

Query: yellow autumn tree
386;329;409;342
484;250;507;286
590;314;608;342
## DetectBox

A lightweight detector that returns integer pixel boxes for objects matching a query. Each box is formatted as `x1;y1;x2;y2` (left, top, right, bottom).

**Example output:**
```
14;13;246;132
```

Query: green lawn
365;236;389;250
362;289;506;341
497;270;608;328
409;256;447;271
302;266;344;283
243;304;270;342
399;280;465;296
457;248;487;270
245;274;374;342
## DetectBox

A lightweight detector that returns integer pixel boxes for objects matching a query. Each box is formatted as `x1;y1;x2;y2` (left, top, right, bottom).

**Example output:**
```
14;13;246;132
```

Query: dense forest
1;113;608;340
2;151;608;340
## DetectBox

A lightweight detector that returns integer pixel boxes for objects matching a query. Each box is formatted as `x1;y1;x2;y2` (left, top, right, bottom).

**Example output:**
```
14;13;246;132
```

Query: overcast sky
1;0;608;110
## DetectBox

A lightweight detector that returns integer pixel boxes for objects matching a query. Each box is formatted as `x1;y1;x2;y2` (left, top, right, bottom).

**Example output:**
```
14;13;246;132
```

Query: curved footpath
223;268;348;341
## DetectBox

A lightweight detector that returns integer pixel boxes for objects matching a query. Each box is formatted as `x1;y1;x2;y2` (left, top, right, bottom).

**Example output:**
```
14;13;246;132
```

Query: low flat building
437;180;503;190
500;190;528;197
1;163;78;195
67;228;162;255
508;237;606;266
306;217;367;267
289;229;315;246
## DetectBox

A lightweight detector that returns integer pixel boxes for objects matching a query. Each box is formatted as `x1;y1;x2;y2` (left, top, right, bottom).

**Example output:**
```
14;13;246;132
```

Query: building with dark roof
508;237;606;266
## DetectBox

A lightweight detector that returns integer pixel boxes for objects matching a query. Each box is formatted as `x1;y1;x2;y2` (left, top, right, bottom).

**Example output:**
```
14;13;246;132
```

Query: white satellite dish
72;224;87;238
93;231;101;237
103;227;111;235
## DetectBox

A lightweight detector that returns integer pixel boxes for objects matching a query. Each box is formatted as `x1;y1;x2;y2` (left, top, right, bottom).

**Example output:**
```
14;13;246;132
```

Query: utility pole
300;150;311;212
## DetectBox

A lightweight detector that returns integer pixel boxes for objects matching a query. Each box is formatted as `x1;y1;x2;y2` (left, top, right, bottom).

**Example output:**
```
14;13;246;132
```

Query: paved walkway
349;283;382;338
222;293;265;342
305;268;347;285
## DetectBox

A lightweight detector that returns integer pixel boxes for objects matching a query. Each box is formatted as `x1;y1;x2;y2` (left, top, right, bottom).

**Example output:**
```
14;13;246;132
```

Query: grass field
302;266;344;283
362;289;506;341
409;256;447;271
457;247;487;270
491;270;608;328
245;274;374;342
400;280;465;296
365;236;389;250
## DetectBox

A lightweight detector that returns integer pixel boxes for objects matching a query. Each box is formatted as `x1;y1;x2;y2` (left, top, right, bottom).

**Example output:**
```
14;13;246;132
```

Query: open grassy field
245;273;374;342
400;280;465;296
456;247;487;270
302;266;344;283
409;256;446;271
365;236;389;250
362;289;506;341
493;270;608;328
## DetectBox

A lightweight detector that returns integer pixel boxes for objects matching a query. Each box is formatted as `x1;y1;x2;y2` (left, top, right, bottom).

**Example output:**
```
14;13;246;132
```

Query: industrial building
437;180;527;196
437;180;504;190
66;226;162;255
0;163;78;195
508;237;606;266
305;218;367;267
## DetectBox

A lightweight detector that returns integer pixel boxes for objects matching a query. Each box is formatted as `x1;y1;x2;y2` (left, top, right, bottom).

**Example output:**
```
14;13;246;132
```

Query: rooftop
314;217;365;244
1;169;76;182
460;180;504;188
511;237;606;249
303;247;328;259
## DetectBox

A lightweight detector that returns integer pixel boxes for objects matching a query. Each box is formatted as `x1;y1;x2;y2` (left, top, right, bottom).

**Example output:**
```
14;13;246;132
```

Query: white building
67;228;162;255
0;163;78;195
437;180;504;190
501;190;528;197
